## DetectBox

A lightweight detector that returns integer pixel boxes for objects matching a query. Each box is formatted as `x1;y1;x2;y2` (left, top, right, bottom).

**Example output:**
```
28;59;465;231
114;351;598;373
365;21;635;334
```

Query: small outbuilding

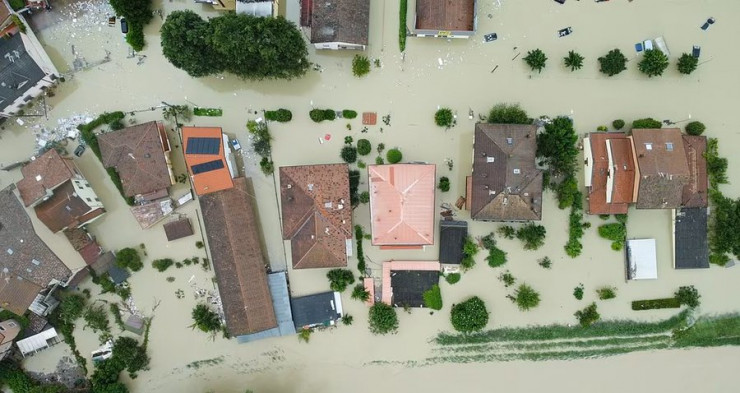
382;260;441;307
439;220;467;265
124;315;146;335
290;291;343;330
163;217;194;242
16;328;61;357
626;238;658;280
674;207;709;269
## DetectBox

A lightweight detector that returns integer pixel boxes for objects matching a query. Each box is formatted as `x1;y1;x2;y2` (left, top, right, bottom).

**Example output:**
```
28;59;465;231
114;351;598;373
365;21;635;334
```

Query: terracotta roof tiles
632;129;690;209
182;127;233;196
17;149;78;206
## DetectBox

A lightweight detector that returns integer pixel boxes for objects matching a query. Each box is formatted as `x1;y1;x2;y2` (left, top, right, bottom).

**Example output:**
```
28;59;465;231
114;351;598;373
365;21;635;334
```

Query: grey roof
107;265;130;284
390;270;439;307
439;220;467;264
291;291;341;329
311;0;370;46
0;34;46;114
236;272;296;343
674;207;709;269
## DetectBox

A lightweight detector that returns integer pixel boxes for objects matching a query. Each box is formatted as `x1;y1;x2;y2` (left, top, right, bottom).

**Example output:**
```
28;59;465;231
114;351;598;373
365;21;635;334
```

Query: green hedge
342;109;358;119
193;107;223;116
310;108;337;122
631;298;681;310
399;0;407;52
265;108;292;122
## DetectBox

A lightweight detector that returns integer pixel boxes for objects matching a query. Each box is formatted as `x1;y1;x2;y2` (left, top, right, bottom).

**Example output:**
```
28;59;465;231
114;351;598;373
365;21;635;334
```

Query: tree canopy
516;223;547;250
435;108;454;128
523;49;547;73
598;49;627;76
512;283;540;311
638;49;669;77
115;248;142;272
677;53;698;75
536;116;578;177
450;296;489;333
191;304;221;333
487;103;530;124
326;269;355;292
368;303;398;334
563;50;584;71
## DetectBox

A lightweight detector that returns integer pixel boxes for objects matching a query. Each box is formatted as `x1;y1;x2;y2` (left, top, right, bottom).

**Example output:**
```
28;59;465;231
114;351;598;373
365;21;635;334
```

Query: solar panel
191;159;224;175
186;137;221;155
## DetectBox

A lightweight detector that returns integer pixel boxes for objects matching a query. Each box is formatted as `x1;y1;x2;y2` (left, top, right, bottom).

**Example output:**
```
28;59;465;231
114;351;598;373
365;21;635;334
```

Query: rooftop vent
506;138;513;145
307;183;314;191
287;184;292;189
324;202;333;208
666;142;673;151
645;143;653;150
31;259;40;266
513;169;521;174
486;157;494;163
35;175;42;182
488;190;496;196
6;249;12;255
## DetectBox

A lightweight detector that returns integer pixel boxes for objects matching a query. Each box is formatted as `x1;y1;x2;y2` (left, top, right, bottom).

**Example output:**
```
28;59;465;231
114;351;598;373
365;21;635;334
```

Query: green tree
450;296;489;333
574;303;600;327
612;119;625;130
573;284;584;300
115;248;142;272
705;138;728;189
110;0;153;25
563;50;584;71
516;223;547;250
438;176;450;192
423;284;443;310
632;118;662;129
191;304;221;333
359;191;370;204
486;247;507;268
368;303;398;334
340;146;358;163
536;117;578;177
512;283;540;311
126;24;145;51
685;121;706;136
357;139;372;155
638;49;669;77
386;148;403;164
152;258;174;272
487;103;530;124
326;269;355;292
523;49;547;73
352;55;371;77
677;53;698;75
596;287;617;300
497;226;516;240
445;273;461;284
598;223;627;250
84;304;110;333
59;294;86;322
113;336;149;375
351;284;370;302
675;286;701;308
598;49;627;76
434;108;454;128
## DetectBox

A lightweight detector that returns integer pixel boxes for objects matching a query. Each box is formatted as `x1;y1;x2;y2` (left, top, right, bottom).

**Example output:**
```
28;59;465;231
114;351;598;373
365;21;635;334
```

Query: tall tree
677;53;698;75
638;49;669;77
598;49;627;76
563;50;584;71
110;0;153;25
523;49;547;73
161;11;223;77
536;116;578;176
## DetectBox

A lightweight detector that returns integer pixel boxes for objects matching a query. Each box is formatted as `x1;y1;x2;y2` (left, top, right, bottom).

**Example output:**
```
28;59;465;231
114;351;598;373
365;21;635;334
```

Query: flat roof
415;0;476;32
0;34;46;114
439;220;467;264
290;291;342;329
390;270;439;307
626;238;657;280
381;260;440;304
674;207;709;269
182;127;234;196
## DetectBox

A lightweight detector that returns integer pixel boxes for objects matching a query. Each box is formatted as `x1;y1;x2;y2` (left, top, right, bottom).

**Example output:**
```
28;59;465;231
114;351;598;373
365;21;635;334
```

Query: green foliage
575;303;600;327
438;176;450;192
615;214;628;224
265;108;292;122
309;108;335;122
486;247;507;268
480;233;496;250
192;107;223;117
705;138;728;189
191;304;221;333
638;49;669;77
386;148;402;164
675;286;701;308
565;191;585;258
632;118;662;129
0;310;30;330
298;328;312;343
612;119;625;130
152;258;174;272
450;296;489;333
673;314;740;348
342;314;354;325
110;0;151;50
512;283;540;311
259;158;274;175
326;269;355;292
487;103;530;125
598;223;626;250
355;225;366;273
162;104;192;122
563;50;584;71
340;146;358;164
423;285;443;310
375;156;384;165
685;121;706;136
677;53;698;75
84;304;111;336
434;108;454;127
631;298;681;310
126;23;145;51
538;256;552;269
497;226;515;240
498;270;516;287
536;117;578;177
573;284;584;300
555;175;580;209
10;14;26;33
8;0;24;10
161;12;309;79
113;336;150;376
115;248;142;271
247;121;273;176
516;223;547;250
445;273;461;285
357;139;372;155
523;49;547;73
349;169;360;207
368;303;398;335
598;49;627;76
351;284;370;302
399;0;408;52
359;191;370;204
110;304;124;330
460;236;479;270
377;143;385;154
195;241;204;249
352;55;371;77
342;109;358;119
596;287;617;300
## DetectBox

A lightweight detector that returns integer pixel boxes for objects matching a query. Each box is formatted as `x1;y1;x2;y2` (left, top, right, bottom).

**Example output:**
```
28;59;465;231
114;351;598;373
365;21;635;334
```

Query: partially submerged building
182;127;234;196
16;327;60;357
439;220;467;266
64;228;102;266
0;319;20;360
279;164;352;269
381;260;440;307
631;128;690;209
414;0;477;38
303;0;370;50
583;132;638;215
163;217;194;242
626;238;658;280
674;207;709;269
290;291;343;330
469;123;542;221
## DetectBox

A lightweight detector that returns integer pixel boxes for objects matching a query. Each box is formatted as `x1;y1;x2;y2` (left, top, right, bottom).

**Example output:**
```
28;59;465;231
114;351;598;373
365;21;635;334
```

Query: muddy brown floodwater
5;0;740;392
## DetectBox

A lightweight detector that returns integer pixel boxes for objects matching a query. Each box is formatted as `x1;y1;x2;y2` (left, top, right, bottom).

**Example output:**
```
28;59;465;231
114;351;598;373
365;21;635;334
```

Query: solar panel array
186;137;221;155
191;159;225;175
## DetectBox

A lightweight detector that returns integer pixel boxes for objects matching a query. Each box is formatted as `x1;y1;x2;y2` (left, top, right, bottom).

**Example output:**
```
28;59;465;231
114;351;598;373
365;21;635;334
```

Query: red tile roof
415;0;476;32
182;127;234;196
33;181;104;233
17;149;78;206
585;133;637;215
163;218;194;241
368;164;435;246
681;135;708;208
632;129;690;209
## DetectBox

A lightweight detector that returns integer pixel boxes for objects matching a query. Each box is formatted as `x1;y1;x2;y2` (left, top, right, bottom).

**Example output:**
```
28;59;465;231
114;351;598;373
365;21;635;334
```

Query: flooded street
6;0;740;392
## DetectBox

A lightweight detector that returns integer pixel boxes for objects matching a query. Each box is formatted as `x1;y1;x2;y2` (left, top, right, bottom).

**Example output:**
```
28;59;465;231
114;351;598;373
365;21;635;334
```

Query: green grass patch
631;298;681;310
445;273;460;285
193;107;223;117
399;0;407;52
437;335;671;354
674;314;740;347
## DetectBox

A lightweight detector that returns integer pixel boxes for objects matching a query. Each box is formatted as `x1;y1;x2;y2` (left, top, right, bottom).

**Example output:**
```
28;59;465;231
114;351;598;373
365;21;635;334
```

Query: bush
352;55;371;77
498;270;516;287
355;225;366;273
523;49;547;73
341;146;358;163
386;148;402;164
326;269;355;292
573;284;584;300
359;191;370;204
638;49;669;77
631;298;681;310
265;108;292;122
399;0;408;52
574;303;600;327
351;284;370;302
349;170;361;207
512;283;540;311
497;226;515;240
598;223;626;250
675;285;701;308
632;118;662;129
538;256;552;269
152;258;174;272
342;314;353;325
486;247;507;268
375;156;384;165
612;119;625;130
598;49;627;76
705;138;728;189
191;304;221;332
516;223;547;250
445;273;461;285
116;248;142;272
438;176;450;192
310;108;336;122
259;157;274;175
434;108;454;128
368;303;398;334
563;50;584;71
487;103;530;125
83;304;110;334
8;0;24;10
450;296;489;333
343;110;358;119
596;287;617;300
481;233;497;250
677;53;698;75
423;284;443;310
357;139;372;155
685;121;706;136
126;23;146;51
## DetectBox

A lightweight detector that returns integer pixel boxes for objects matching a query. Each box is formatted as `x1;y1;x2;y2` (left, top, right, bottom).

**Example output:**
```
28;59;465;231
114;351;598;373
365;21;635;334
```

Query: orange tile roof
363;277;375;306
368;164;435;246
381;260;440;304
586;133;636;215
182;127;234;196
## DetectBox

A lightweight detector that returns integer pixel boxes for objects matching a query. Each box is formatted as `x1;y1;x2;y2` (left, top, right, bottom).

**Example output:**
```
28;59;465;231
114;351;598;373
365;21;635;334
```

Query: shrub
377;143;385;154
195;241;204;249
486;247;507;268
265;108;292;122
423;284;443;310
326;269;355;292
487;103;530;124
523;49;547;73
259;157;274;175
574;303;600;327
375;156;384;165
152;258;174;272
615;214;628;224
298;328;312;343
357;139;372;155
677;53;698;75
705;138;728;189
126;23;146;51
116;248;142;272
563;50;584;71
359;191;370;204
498;271;516;287
596;287;617;300
685;121;706;136
612;119;625;130
445;273;461;285
538;256;552;269
516;223;547;250
512;283;540;311
342;314;354;325
598;223;626;250
434;108;454;128
387;148;402;164
309;109;325;122
351;284;370;302
355;225;366;273
343;110;358;119
638;49;669;77
349;169;361;207
481;233;497;250
599;214;611;220
341;146;358;163
632;118;662;129
573;284;584;300
323;109;336;121
598;49;627;76
399;0;408;51
352;55;371;77
631;298;681;310
191;304;221;332
450;296;489;333
9;0;24;10
83;304;110;334
368;303;398;334
497;226;516;240
438;176;450;192
59;294;86;322
675;285;701;308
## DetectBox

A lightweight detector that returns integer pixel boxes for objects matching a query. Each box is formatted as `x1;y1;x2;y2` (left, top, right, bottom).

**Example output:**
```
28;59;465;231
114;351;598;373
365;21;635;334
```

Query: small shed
108;266;130;285
439;220;467;265
16;328;61;357
290;292;343;330
90;252;116;276
163;218;194;242
124;315;146;335
626;239;658;280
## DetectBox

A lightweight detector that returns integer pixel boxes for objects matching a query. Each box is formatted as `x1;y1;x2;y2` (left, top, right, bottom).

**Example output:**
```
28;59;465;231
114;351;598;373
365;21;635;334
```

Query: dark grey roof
390;270;439;307
291;291;341;329
439;220;467;264
107;265;130;284
0;34;46;114
674;207;709;269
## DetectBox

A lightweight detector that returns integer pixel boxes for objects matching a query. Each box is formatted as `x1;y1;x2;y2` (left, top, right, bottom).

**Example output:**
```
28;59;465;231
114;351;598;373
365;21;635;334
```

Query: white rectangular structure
626;238;658;280
16;328;60;357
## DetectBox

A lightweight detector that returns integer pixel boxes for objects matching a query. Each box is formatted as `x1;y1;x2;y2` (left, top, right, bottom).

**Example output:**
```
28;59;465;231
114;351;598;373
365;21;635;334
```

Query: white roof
16;328;58;356
235;1;273;17
627;239;658;280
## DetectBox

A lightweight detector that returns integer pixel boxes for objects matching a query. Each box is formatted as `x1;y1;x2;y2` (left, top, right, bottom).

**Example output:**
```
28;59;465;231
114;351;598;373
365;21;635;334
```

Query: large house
414;0;477;38
279;164;352;269
303;0;370;50
368;164;435;248
631;128;690;209
182;126;234;196
583;132;638;214
98;121;175;199
468;123;543;221
0;186;71;315
16;149;104;233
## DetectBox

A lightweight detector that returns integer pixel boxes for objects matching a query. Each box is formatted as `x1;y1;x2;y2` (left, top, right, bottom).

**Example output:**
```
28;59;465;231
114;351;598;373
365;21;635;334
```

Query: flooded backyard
4;0;740;392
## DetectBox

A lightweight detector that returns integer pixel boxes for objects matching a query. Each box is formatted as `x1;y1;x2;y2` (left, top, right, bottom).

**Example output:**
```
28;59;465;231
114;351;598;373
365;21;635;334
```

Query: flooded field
5;0;740;392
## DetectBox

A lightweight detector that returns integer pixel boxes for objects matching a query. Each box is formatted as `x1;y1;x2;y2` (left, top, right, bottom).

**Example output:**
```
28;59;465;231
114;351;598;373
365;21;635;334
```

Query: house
163;218;194;242
0;319;21;360
279;164;352;269
0;186;71;315
16;327;60;357
98;121;175;199
583;132;638;214
237;272;296;343
236;0;277;16
439;220;467;265
304;0;370;50
631;129;690;209
368;164;435;248
17;149;78;207
199;177;277;337
674;207;709;269
626;239;658;280
63;228;102;266
290;291;343;330
469;123;543;221
182;127;234;196
414;0;478;38
381;260;441;307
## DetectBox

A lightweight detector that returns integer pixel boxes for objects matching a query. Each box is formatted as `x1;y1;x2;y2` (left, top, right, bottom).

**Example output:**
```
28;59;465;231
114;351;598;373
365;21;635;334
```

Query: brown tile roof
0;186;70;315
163;218;194;241
632;129;690;209
98;121;173;197
78;242;102;266
279;164;352;269
310;0;369;46
415;0;476;32
33;181;104;233
0;2;10;28
90;251;115;276
471;124;542;221
17;149;78;206
182;127;234;196
681;135;708;208
585;133;636;215
199;177;277;336
369;164;436;246
63;228;94;251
